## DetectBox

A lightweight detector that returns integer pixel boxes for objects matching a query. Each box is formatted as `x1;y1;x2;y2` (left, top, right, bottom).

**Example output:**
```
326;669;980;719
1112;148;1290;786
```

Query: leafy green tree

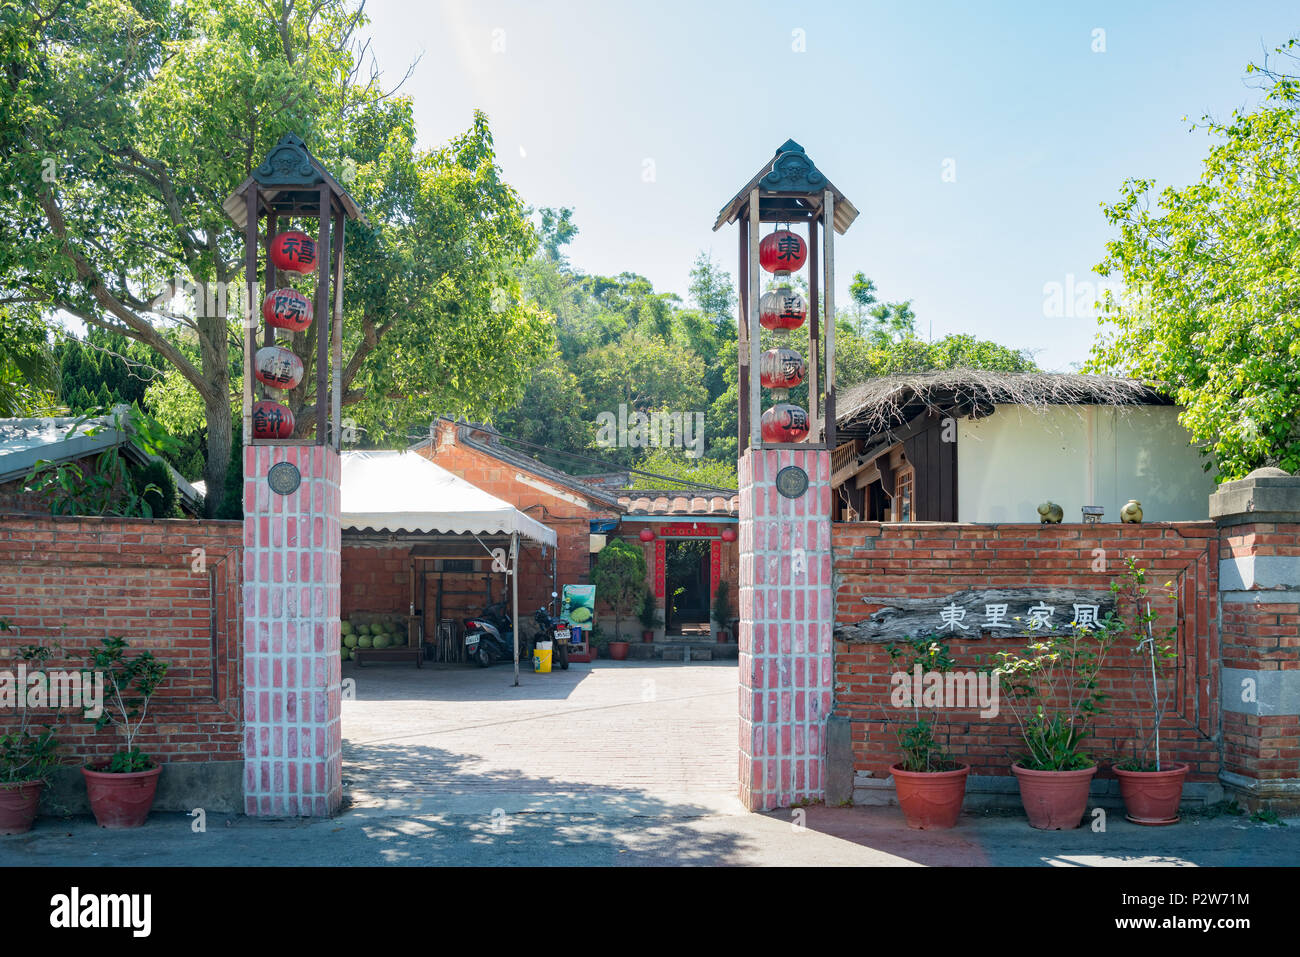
1087;38;1300;478
0;308;57;416
2;0;548;513
629;447;737;491
590;538;647;642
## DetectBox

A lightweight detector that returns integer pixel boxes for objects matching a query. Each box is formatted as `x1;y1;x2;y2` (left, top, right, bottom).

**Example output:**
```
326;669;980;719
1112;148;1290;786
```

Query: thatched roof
835;370;1171;440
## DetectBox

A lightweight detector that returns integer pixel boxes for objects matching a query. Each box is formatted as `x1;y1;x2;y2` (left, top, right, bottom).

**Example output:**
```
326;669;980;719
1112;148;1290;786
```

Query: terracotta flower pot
641;630;654;643
1012;762;1096;830
0;780;45;835
83;765;162;829
1114;763;1188;825
608;642;629;661
892;763;969;829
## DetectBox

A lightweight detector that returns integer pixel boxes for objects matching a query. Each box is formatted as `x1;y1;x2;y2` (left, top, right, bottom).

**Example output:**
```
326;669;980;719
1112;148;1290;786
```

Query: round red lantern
262;287;313;332
252;400;295;440
759;286;807;333
269;230;317;274
638;528;656;542
761;403;810;443
253;345;304;391
760;346;806;393
759;229;806;274
720;527;737;543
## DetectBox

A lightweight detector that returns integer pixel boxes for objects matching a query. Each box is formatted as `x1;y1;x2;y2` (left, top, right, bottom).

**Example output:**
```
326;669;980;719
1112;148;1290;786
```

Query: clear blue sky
363;0;1298;371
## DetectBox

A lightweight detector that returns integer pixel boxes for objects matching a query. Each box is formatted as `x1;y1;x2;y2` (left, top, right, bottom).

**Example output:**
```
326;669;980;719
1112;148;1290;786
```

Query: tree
590;538;646;642
1087;38;1300;478
1;0;548;512
628;447;738;491
0;308;57;416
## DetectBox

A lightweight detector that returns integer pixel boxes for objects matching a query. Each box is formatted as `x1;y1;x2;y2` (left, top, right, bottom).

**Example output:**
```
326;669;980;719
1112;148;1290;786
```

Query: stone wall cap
1210;468;1300;523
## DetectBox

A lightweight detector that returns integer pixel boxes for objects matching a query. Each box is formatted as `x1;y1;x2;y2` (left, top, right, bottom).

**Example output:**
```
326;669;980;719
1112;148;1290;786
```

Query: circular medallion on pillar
267;461;302;495
776;465;809;499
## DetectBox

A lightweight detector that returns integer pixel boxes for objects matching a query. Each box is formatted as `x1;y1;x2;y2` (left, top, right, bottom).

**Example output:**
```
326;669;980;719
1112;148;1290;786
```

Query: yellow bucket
533;641;552;674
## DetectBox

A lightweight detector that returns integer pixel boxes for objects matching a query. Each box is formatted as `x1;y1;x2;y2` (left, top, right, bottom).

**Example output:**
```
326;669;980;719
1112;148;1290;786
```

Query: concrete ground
1;660;1297;866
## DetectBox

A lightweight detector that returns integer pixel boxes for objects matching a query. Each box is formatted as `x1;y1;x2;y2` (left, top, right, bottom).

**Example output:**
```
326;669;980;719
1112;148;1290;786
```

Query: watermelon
372;633;391;650
343;634;359;649
340;621;354;636
357;635;373;649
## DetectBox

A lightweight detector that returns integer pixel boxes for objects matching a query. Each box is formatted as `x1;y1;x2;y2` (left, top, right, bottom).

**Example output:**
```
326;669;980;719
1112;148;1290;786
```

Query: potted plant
0;626;62;835
1110;557;1187;825
637;589;659;643
711;580;734;643
591;540;645;662
885;635;970;829
82;636;169;829
991;612;1121;829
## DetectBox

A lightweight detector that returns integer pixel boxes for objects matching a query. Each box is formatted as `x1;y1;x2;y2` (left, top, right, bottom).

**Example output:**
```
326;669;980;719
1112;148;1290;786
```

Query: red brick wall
1219;523;1300;782
833;521;1220;781
0;514;243;764
417;425;619;615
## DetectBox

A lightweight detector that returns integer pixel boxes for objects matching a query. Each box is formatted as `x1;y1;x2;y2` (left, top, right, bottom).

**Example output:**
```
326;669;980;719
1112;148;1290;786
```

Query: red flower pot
83;765;162;829
608;642;629;661
892;763;969;829
642;630;654;643
1114;763;1188;825
716;629;729;643
0;780;45;835
1012;763;1096;830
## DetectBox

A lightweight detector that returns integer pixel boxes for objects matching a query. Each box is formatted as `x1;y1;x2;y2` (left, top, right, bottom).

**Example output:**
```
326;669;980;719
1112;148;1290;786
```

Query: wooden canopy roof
713;139;859;233
222;133;368;228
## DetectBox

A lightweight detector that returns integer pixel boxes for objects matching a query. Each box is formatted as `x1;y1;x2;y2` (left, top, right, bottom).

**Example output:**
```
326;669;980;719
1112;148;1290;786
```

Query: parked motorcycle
532;593;570;671
464;601;515;668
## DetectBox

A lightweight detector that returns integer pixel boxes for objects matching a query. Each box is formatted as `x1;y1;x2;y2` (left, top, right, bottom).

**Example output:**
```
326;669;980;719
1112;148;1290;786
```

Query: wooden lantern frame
223;133;366;448
713;140;858;454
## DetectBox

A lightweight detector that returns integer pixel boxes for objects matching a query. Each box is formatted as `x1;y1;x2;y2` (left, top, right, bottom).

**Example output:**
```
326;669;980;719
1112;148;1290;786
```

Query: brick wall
418;423;618;616
832;521;1220;781
0;513;243;764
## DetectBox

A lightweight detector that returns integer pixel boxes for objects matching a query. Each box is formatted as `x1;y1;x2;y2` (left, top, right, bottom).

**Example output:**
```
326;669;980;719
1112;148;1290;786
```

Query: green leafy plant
591;539;647;642
886;635;963;773
636;589;660;631
21;406;179;518
86;637;169;772
1110;557;1180;772
710;579;733;628
989;614;1122;771
0;621;62;785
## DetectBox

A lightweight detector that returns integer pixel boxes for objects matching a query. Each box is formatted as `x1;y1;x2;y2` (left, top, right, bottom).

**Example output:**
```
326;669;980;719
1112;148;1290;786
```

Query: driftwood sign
835;588;1117;644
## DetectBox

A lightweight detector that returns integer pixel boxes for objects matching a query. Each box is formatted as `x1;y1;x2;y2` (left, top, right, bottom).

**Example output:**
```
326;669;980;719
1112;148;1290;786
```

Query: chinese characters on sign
837;588;1118;643
933;600;1103;634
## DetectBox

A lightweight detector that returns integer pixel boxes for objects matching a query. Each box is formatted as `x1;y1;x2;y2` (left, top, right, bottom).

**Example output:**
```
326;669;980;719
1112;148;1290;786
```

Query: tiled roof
618;489;739;517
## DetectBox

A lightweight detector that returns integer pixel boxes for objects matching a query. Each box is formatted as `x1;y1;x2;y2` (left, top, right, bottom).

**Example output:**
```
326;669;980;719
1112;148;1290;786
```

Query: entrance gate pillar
716;141;857;811
225;133;364;816
739;448;833;810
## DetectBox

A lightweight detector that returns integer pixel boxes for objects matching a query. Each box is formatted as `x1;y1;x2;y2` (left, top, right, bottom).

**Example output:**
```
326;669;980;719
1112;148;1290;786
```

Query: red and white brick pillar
1211;467;1300;813
242;445;343;816
738;447;834;811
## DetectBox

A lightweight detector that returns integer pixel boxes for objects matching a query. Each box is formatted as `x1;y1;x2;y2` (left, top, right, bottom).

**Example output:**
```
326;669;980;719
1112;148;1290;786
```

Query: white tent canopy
340;450;556;548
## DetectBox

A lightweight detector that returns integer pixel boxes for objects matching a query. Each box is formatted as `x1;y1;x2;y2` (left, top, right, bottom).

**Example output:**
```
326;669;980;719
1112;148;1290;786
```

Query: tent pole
511;532;520;687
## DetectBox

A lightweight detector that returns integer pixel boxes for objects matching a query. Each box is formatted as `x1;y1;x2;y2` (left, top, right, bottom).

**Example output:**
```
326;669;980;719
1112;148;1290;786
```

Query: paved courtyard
341;659;743;818
1;659;1298;866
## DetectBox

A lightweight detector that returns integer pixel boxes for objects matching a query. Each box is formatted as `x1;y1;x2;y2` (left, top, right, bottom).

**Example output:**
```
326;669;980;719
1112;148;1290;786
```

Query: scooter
464;601;515;667
532;593;570;671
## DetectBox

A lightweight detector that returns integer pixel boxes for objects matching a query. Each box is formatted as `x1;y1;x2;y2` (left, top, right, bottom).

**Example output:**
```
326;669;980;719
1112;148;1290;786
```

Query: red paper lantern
761;403;809;443
261;288;313;332
269;230;317;274
759;286;807;333
760;346;806;391
759;229;806;274
638;528;656;542
720;527;737;543
253;345;304;391
252;400;295;440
